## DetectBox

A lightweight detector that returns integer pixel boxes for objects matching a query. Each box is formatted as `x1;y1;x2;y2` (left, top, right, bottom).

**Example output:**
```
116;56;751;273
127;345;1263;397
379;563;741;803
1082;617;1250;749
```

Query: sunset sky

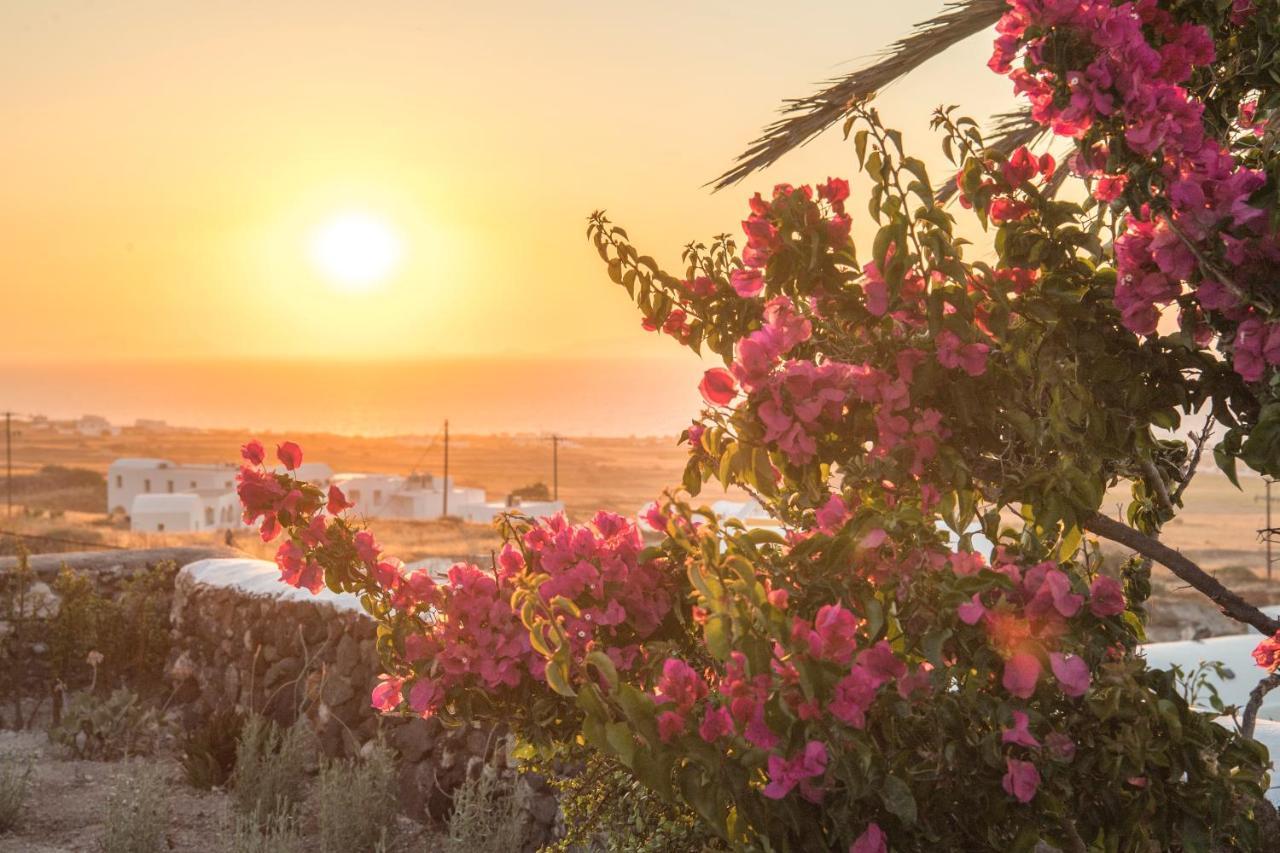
1;2;1008;367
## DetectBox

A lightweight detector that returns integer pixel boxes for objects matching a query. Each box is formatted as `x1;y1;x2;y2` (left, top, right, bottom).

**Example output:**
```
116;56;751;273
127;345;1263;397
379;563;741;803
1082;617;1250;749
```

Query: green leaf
880;774;917;824
605;721;636;765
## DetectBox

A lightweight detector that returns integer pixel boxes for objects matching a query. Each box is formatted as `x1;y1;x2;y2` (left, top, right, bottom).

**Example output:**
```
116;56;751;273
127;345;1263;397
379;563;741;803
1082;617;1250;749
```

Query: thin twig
1170;417;1214;505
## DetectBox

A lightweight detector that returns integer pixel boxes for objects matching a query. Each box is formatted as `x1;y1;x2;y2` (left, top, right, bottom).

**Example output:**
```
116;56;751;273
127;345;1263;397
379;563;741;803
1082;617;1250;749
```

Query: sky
0;2;1013;432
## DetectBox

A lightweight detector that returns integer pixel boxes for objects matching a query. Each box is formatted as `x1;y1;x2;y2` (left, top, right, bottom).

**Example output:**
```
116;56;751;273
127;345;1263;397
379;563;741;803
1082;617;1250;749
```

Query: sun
308;211;404;291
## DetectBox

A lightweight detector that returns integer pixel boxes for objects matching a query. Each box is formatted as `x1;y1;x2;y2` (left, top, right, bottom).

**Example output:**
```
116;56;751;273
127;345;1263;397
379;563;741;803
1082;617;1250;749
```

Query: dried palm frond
712;0;1008;190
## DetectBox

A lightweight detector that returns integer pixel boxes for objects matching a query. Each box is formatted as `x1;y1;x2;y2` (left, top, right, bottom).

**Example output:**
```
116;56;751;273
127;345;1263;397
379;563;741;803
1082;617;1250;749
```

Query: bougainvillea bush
240;1;1280;849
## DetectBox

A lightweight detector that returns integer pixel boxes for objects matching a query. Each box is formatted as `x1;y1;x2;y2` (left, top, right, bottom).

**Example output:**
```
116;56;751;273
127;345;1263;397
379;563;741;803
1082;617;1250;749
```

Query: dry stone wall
166;558;559;847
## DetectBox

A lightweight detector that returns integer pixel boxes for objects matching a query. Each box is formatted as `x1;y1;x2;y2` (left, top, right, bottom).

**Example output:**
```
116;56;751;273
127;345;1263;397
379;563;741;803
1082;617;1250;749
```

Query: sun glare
308;211;403;290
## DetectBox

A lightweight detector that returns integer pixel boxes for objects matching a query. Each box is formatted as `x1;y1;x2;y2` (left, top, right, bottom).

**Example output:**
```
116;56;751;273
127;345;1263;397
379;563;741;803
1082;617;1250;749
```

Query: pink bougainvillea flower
699;368;738;406
407;679;440;716
1002;710;1041;748
1088;575;1126;617
730;267;765;298
657;710;686;743
240;439;266;466
957;593;988;625
861;528;888;549
1003;652;1042;699
371;674;403;713
935;330;990;376
1048;651;1089;697
698;706;734;742
818;177;850;209
1253;631;1280;672
274;540;324;593
815;493;850;534
849;822;887;853
829;665;880;729
1002;757;1040;803
762;740;827;800
276;441;303;471
327;484;354;515
656;658;707;711
354;530;380;565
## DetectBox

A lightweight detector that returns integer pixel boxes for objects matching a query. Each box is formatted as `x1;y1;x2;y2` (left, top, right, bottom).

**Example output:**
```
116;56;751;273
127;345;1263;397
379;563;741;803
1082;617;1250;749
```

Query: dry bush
442;763;528;853
0;756;32;833
315;742;397;853
231;715;313;827
100;770;169;853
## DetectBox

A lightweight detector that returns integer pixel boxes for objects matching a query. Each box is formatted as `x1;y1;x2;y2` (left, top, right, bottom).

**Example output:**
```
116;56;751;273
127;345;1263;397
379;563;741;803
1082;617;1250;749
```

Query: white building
108;458;240;516
130;490;246;533
133;418;169;432
453;496;566;524
76;414;119;437
328;472;561;522
331;472;490;520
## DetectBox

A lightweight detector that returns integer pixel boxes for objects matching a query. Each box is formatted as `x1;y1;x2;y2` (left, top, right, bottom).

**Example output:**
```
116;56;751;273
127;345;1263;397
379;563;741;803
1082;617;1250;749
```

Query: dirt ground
0;730;227;852
0;729;436;852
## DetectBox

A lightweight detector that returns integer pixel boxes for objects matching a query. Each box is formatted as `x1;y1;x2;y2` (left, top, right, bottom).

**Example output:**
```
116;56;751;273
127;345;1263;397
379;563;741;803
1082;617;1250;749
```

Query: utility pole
4;412;11;518
442;419;449;518
550;434;561;501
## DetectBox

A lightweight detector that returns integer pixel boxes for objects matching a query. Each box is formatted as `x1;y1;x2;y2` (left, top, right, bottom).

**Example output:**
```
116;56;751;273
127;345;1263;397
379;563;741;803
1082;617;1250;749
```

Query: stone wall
165;558;559;848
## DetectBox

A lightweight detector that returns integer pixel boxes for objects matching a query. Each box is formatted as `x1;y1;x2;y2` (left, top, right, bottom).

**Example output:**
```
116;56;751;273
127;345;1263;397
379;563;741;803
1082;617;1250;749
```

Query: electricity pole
550;434;561;501
4;412;11;518
442;419;449;518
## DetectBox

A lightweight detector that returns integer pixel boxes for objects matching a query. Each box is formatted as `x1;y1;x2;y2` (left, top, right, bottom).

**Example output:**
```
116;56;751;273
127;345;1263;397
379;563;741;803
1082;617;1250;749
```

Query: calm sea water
0;357;707;437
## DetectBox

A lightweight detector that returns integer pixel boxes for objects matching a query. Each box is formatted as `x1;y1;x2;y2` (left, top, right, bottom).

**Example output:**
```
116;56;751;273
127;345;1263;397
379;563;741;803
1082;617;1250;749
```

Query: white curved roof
131;493;202;514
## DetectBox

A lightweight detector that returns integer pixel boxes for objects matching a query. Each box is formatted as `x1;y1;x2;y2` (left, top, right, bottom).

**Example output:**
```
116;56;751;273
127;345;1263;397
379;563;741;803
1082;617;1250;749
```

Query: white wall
109;461;238;516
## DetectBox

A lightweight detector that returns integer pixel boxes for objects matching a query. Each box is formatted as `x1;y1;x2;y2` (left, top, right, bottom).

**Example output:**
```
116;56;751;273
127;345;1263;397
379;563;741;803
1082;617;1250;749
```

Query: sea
0;357;708;437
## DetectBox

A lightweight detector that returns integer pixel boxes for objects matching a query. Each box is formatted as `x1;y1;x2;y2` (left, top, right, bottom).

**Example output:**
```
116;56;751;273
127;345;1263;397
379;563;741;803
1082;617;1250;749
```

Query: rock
263;656;301;689
389;718;435;763
320;673;355;708
334;633;360;674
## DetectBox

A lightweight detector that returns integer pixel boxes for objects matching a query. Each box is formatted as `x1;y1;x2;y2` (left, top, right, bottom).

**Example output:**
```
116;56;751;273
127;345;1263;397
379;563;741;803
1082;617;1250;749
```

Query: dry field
2;421;1276;639
0;422;741;562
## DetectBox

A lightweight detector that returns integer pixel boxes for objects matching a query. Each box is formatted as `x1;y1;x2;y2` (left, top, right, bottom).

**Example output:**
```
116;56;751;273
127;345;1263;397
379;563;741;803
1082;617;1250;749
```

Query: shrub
48;563;173;692
179;707;245;790
100;770;168;853
540;749;725;853
231;715;312;827
315;742;398;853
228;812;304;853
442;763;528;853
49;688;164;760
0;757;32;833
0;548;56;728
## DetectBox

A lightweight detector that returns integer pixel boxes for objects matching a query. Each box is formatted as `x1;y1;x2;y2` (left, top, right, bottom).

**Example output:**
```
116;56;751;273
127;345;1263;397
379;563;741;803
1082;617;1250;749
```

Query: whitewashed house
455;495;566;523
129;490;245;533
108;458;239;516
332;472;487;519
76;414;119;437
